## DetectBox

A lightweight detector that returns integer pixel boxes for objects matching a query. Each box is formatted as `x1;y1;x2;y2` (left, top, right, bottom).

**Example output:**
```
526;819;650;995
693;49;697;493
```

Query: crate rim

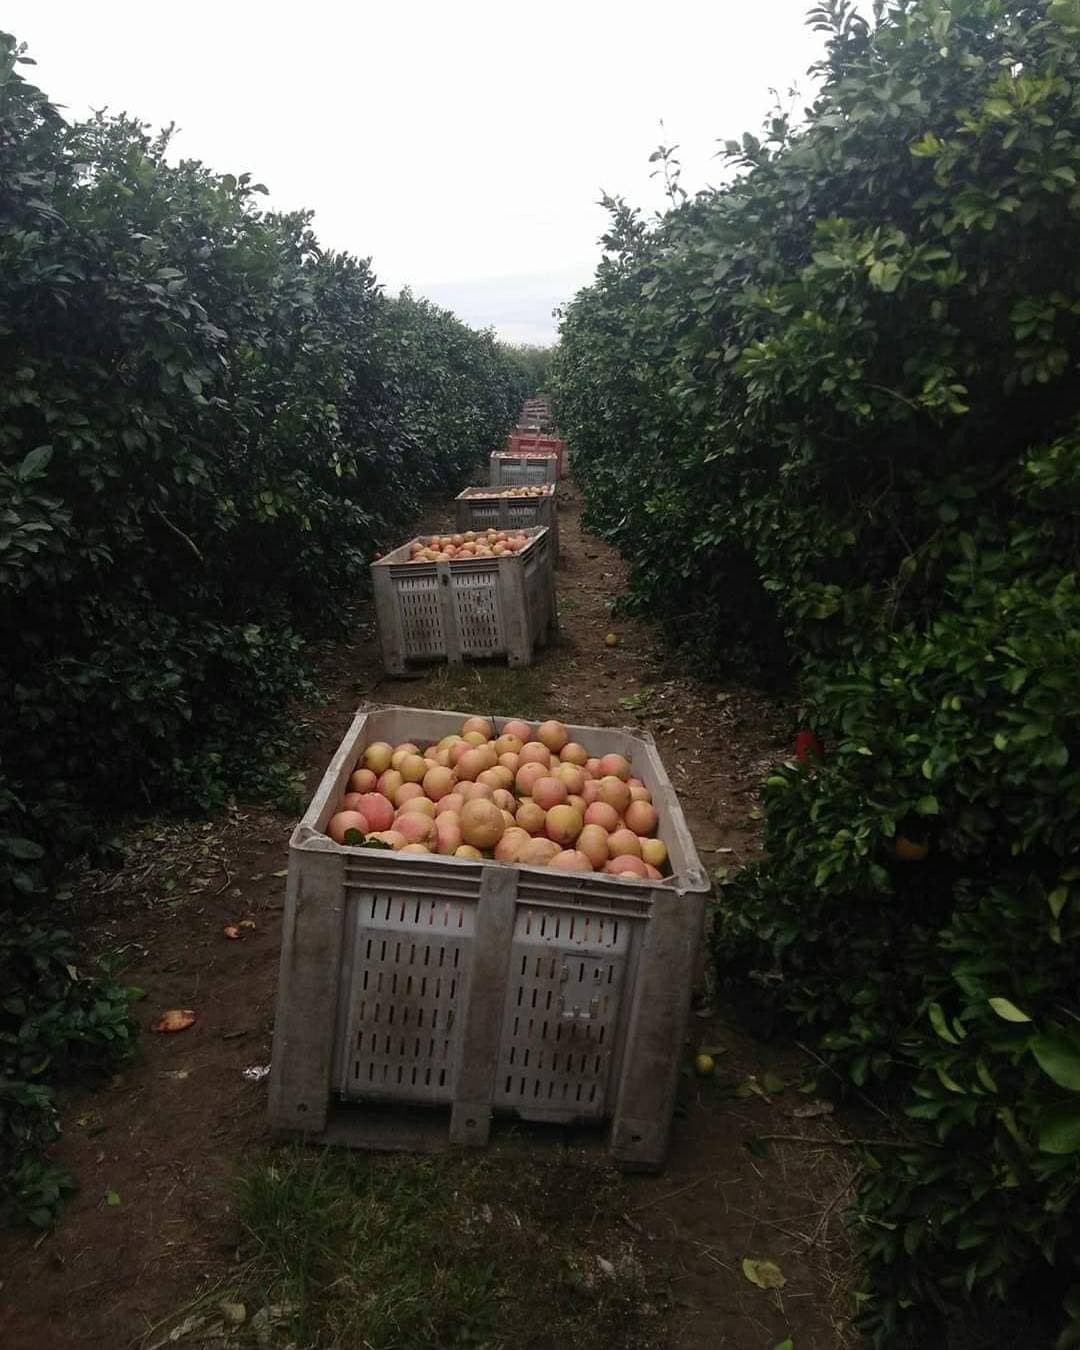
456;484;556;500
491;450;559;459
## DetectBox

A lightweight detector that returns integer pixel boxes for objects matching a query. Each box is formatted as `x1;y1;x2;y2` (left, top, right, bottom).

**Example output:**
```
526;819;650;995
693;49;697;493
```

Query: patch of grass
617;688;655;714
408;663;551;721
232;1144;663;1350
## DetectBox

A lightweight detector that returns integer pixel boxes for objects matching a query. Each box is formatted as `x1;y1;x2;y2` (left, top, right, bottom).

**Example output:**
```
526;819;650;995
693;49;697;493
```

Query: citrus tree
0;33;525;1222
553;2;1080;1342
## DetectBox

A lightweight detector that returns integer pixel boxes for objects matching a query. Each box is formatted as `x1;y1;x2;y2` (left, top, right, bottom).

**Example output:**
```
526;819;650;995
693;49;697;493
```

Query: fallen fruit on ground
153;1009;196;1033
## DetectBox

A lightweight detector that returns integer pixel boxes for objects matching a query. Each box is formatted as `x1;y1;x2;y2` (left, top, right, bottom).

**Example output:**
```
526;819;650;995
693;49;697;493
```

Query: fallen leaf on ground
105;1189;121;1207
272;869;288;878
153;1009;196;1033
223;925;241;940
219;1302;247;1327
239;919;256;929
742;1257;786;1289
159;1311;206;1343
792;1100;834;1119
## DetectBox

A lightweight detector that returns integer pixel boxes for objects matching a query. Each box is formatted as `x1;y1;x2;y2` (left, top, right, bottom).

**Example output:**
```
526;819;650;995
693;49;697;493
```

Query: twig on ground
631;1174;711;1212
727;1205;813;1247
807;1173;860;1248
754;1132;932;1150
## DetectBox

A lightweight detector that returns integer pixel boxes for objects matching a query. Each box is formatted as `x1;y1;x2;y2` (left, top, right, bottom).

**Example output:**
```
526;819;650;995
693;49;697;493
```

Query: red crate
508;434;567;478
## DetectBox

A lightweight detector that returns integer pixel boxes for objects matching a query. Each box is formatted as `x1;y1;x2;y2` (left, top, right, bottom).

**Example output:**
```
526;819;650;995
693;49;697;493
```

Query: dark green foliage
553;2;1080;1342
501;342;556;393
0;918;140;1226
0;33;524;1218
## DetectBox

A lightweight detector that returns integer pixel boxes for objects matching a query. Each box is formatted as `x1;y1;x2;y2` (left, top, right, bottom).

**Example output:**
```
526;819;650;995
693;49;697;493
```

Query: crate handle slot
558;959;602;1021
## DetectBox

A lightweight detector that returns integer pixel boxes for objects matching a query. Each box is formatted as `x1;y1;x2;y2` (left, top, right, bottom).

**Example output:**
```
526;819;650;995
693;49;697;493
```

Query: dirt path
0;486;856;1350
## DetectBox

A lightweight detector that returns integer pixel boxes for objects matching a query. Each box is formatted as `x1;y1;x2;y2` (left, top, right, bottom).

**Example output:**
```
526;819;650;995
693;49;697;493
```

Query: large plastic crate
490;451;559;486
510;434;561;451
508;434;566;478
371;527;556;674
454;485;559;558
268;705;709;1169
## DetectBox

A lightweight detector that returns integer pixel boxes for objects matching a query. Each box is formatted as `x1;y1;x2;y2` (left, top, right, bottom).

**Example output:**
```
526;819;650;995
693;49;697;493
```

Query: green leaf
1048;886;1069;919
988;997;1031;1023
975;1060;998;1093
910;130;942;157
1050;0;1080;30
1031;1033;1080;1091
916;795;940;816
997;1107;1025;1145
4;837;45;860
17;444;53;481
105;1188;121;1207
762;1071;786;1095
929;1003;959;1044
936;1066;965;1094
742;1257;786;1289
1038;1102;1080;1154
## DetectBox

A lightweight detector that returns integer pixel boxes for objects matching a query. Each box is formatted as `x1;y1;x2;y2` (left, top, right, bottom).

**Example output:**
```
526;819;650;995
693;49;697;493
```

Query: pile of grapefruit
405;531;532;562
325;715;668;881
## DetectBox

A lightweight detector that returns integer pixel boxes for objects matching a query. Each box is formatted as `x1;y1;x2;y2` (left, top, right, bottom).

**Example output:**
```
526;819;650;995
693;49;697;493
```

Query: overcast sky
7;1;829;344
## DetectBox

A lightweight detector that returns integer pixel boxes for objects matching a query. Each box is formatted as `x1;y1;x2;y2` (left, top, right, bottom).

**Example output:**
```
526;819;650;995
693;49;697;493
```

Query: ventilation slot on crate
493;952;623;1119
396;574;444;655
452;571;502;654
492;906;629;1120
337;894;475;1104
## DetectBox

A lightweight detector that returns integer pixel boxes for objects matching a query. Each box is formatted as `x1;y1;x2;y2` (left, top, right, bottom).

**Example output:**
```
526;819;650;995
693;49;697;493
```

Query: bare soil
0;485;857;1350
